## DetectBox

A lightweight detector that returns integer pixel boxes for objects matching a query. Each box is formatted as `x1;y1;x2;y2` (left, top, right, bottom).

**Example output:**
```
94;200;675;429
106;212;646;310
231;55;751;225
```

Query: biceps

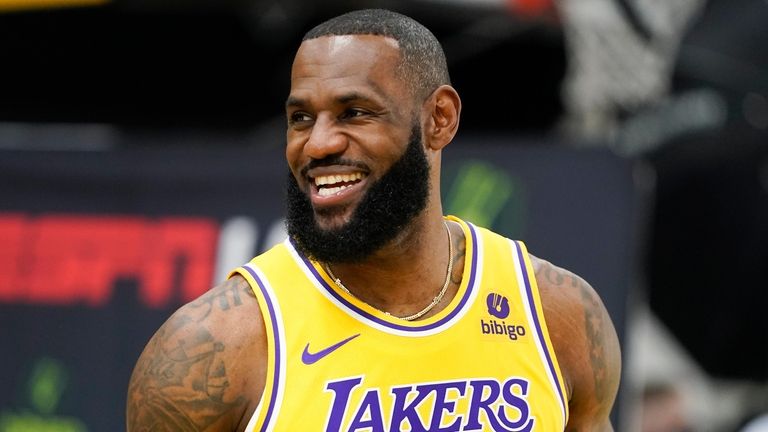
126;312;247;431
567;285;622;430
582;289;621;407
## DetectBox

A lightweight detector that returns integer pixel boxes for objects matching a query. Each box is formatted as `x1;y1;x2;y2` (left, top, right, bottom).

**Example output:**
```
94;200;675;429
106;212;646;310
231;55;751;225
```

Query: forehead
290;35;407;102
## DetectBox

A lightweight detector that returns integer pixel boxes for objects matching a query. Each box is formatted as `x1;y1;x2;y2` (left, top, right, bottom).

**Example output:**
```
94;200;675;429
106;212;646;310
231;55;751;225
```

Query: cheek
285;136;303;174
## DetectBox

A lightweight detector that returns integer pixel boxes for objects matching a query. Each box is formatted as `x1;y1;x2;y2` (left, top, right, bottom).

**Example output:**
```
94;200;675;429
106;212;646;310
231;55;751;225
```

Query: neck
324;211;464;320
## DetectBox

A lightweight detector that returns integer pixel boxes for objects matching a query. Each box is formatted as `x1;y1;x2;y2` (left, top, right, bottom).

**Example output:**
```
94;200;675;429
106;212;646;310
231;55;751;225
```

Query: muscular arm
126;275;267;432
532;256;622;431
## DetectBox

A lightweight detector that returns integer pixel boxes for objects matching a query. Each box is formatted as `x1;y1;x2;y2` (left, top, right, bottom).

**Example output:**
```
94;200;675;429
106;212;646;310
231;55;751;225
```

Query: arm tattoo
128;278;253;431
542;266;566;286
538;262;610;402
128;323;247;430
188;277;255;319
578;280;609;402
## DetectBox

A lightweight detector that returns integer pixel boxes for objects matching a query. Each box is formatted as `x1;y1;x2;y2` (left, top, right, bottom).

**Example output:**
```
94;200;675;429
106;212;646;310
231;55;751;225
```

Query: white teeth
314;172;365;186
313;172;366;197
318;184;352;197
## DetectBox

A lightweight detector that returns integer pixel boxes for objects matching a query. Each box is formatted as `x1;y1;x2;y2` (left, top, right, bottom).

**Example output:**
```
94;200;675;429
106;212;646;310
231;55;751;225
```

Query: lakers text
323;376;535;432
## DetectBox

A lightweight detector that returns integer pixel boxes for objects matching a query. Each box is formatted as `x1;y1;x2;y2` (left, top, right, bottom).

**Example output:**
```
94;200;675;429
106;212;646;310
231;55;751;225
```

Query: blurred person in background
738;413;768;432
126;8;621;431
640;382;693;432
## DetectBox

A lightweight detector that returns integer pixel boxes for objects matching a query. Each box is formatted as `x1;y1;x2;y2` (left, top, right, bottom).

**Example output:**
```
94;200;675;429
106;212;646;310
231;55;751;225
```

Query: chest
238;227;567;431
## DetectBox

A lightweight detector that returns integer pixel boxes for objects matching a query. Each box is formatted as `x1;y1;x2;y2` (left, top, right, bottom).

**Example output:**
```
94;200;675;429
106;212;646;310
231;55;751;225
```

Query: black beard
285;126;430;264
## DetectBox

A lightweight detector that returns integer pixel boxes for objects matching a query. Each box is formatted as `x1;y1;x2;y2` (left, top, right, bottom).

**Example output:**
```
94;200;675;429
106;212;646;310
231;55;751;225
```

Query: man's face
284;35;430;262
285;35;417;229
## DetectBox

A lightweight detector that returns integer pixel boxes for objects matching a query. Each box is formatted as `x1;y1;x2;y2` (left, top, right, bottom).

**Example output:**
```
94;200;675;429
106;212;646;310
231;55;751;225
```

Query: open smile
308;170;369;206
314;172;367;196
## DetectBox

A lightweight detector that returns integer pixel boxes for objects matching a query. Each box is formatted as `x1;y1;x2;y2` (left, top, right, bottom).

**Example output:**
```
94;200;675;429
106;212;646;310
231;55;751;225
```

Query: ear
424;85;461;151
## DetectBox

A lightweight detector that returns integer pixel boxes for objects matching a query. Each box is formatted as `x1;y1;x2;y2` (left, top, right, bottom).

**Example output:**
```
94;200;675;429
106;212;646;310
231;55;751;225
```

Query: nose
304;113;348;160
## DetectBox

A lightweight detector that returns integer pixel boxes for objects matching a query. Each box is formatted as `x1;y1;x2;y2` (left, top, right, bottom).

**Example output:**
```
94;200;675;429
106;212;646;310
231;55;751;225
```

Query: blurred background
0;0;766;430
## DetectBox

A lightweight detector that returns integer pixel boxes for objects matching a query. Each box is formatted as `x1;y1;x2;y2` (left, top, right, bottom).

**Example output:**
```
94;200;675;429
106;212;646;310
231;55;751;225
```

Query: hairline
300;9;451;102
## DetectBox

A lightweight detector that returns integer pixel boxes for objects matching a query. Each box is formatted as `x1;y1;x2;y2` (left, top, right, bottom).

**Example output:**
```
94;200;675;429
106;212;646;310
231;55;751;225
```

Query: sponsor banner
0;139;637;430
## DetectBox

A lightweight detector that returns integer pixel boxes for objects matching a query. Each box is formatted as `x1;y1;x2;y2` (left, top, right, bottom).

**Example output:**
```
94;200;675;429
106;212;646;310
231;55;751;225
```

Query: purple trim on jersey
295;222;479;332
241;265;281;431
512;240;567;412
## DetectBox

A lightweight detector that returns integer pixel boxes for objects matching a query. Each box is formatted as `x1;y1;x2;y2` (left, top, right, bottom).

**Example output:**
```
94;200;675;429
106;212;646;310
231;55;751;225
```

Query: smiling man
127;9;621;431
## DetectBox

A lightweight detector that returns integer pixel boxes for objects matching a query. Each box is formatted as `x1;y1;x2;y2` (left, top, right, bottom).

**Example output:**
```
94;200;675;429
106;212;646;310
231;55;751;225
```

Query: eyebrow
337;92;376;105
285;96;305;109
285;91;382;109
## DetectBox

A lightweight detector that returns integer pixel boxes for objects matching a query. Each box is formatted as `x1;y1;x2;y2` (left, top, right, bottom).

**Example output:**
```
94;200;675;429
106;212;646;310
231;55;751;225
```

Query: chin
313;207;354;231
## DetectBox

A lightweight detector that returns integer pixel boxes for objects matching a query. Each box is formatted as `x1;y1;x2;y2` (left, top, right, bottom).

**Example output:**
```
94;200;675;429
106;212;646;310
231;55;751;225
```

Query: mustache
299;156;370;177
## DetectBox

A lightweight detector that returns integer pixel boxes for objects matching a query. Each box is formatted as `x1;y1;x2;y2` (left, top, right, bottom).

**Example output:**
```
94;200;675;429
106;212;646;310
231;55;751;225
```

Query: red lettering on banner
143;219;220;308
0;214;219;308
0;213;26;300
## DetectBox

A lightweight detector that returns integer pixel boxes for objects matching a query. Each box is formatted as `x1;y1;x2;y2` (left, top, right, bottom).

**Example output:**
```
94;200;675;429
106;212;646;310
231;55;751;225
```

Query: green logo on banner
443;160;527;237
0;357;87;432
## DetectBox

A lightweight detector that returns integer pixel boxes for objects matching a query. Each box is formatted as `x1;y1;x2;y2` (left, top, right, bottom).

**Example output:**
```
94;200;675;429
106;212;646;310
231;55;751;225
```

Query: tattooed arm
532;256;622;432
126;275;267;432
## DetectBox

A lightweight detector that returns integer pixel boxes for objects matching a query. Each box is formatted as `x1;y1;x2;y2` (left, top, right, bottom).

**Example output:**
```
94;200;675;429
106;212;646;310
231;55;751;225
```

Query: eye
288;111;313;126
340;108;370;120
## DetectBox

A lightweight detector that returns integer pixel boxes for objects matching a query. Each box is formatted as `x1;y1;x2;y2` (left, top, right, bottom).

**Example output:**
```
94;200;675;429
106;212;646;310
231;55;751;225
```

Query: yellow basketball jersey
230;216;568;431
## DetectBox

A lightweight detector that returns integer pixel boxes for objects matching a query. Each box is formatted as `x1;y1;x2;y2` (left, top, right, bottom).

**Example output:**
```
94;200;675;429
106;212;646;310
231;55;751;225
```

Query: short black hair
303;9;451;101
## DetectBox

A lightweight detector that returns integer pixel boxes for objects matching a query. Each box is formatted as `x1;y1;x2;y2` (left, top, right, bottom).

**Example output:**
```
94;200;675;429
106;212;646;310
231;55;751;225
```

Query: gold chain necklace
324;220;453;321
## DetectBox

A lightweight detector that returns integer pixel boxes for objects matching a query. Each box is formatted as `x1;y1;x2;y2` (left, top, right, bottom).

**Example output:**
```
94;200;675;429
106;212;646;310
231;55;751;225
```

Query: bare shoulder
530;254;622;431
126;274;267;432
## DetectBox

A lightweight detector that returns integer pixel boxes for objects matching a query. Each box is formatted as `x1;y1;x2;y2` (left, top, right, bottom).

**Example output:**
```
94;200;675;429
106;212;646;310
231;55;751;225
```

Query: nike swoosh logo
301;333;361;365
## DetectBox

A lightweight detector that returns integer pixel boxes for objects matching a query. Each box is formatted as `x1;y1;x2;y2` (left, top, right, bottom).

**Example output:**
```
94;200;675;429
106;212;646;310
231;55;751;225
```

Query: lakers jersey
229;216;568;431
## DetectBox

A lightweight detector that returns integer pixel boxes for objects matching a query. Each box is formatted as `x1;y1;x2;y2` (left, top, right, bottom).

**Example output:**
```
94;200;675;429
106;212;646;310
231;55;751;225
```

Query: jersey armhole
511;240;570;427
228;264;285;431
